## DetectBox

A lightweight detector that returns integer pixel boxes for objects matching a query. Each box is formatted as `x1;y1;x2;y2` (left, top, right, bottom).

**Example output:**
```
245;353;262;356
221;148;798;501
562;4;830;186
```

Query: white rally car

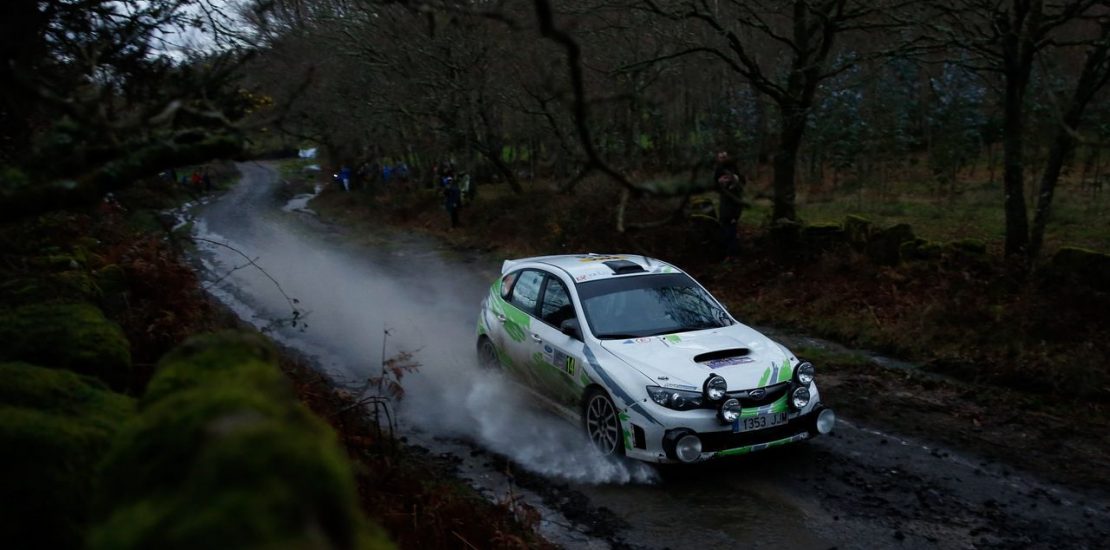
475;254;836;463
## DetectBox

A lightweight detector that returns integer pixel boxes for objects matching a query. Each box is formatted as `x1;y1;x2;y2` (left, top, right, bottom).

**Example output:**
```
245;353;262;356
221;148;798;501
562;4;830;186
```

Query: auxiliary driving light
816;408;836;434
704;375;727;402
791;387;811;409
795;362;815;385
719;398;742;424
675;434;703;463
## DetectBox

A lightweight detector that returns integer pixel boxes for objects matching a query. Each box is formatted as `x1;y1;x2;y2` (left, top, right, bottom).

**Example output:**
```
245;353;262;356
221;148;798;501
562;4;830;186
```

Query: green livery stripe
717;433;808;457
619;412;632;450
489;287;530;343
778;359;792;383
739;395;788;417
758;367;771;387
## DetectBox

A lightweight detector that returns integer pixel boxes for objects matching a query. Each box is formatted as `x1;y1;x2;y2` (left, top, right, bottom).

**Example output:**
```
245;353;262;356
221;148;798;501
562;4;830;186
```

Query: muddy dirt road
188;162;1109;549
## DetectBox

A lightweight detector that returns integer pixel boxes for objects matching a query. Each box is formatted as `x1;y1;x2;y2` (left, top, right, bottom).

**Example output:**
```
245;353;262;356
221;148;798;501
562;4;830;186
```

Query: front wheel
583;388;624;456
476;337;499;369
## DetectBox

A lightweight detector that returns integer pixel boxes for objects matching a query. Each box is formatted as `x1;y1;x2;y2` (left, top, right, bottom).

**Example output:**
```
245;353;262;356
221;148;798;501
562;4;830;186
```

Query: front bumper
626;404;832;463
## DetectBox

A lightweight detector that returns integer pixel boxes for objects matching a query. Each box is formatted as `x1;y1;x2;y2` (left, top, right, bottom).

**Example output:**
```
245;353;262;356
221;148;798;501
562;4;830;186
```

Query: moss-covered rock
946;238;987;255
0;302;131;388
1048;247;1110;291
0;269;102;305
900;239;943;262
141;331;286;407
0;362;135;550
93;331;391;549
843;215;872;250
801;223;846;253
769;217;802;245
866;223;916;266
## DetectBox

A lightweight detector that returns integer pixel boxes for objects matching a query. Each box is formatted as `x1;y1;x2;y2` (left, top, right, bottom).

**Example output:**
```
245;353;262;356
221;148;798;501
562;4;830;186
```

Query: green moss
93;331;391;550
866;223;916;266
843;215;872;250
0;362;134;550
0;302;131;388
142;331;287;407
947;238;987;255
900;239;938;261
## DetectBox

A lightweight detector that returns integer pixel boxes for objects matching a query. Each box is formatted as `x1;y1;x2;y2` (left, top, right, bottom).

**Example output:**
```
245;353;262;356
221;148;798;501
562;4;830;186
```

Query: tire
583;388;625;456
476;337;499;369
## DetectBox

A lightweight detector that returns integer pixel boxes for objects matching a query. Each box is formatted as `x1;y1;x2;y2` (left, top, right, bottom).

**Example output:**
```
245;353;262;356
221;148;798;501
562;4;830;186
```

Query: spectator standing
713;151;744;259
338;166;352;191
443;174;461;228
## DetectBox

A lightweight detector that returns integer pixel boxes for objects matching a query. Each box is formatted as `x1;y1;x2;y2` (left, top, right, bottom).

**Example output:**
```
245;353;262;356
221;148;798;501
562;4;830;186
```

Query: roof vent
603;260;646;275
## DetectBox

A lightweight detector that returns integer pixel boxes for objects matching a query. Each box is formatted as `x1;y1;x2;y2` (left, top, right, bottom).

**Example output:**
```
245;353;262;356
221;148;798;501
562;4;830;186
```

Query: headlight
791;387;811;409
703;375;727;402
646;386;704;411
719;398;742;424
795;362;815;385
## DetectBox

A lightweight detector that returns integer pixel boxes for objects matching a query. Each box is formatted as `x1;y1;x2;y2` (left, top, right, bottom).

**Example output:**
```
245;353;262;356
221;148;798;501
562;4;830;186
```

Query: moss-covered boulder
866;223;916;266
801;223;845;253
0;302;131;389
0;269;102;305
1047;247;1110;291
946;238;987;255
900;239;943;262
141;330;286;406
0;362;135;550
93;331;391;549
844;215;873;250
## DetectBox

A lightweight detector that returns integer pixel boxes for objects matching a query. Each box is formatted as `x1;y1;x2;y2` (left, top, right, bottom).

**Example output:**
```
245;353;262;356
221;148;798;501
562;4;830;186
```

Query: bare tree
636;0;925;222
928;0;1104;258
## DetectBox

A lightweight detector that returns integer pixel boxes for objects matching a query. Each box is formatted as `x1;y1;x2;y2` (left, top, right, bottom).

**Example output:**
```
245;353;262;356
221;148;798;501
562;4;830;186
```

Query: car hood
599;325;795;392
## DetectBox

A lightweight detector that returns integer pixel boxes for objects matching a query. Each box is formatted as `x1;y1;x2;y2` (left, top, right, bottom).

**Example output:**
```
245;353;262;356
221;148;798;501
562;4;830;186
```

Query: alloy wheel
585;393;621;455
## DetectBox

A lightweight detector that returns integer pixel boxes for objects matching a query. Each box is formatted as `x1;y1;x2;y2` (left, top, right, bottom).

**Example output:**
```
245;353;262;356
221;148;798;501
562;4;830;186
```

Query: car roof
501;253;684;283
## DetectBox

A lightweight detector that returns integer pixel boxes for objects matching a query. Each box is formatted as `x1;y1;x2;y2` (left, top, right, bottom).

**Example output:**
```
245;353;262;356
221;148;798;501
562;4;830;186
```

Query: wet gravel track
188;162;1109;549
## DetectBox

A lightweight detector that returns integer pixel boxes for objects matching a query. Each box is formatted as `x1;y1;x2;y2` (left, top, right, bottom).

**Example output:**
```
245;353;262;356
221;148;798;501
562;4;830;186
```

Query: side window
540;277;575;328
508;270;543;315
499;271;519;300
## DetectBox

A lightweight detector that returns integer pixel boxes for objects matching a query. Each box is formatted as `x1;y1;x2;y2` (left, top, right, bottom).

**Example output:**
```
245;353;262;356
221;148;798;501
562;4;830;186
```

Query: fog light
816;408;836;434
791;387;811;409
796;362;815;385
675;434;702;463
704;375;727;402
719;398;742;424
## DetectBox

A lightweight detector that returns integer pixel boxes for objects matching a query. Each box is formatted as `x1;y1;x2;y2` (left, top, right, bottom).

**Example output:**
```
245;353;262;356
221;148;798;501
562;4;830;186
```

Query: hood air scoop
693;348;751;364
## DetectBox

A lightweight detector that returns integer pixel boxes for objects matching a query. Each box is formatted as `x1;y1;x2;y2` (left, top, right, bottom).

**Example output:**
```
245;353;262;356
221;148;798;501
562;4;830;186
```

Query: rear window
508;270;544;314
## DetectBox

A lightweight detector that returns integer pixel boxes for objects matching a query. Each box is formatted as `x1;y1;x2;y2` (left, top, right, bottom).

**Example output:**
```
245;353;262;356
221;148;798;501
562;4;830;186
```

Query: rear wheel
583;388;624;456
476;337;499;369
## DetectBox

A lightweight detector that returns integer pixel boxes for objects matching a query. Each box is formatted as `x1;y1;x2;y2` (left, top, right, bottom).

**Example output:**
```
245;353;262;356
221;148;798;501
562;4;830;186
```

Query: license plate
734;412;788;433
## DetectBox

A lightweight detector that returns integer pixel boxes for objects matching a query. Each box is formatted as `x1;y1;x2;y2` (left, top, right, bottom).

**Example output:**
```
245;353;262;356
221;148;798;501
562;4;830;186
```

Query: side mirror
560;318;582;341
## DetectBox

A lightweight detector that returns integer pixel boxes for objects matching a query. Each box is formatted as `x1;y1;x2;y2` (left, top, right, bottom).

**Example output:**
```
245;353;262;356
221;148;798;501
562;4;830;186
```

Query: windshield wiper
596;333;642;340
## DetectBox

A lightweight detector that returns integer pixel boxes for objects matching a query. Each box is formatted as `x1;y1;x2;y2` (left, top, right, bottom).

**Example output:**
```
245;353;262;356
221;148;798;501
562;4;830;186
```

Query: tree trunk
1002;71;1030;257
772;105;805;221
1028;32;1110;261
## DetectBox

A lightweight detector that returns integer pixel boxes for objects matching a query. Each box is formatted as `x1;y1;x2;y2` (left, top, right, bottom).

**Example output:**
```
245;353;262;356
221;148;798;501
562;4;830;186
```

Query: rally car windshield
576;273;734;339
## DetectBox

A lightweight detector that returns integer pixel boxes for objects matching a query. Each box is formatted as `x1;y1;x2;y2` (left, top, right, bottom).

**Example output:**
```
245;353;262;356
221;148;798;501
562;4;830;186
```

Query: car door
528;274;589;408
496;269;545;389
